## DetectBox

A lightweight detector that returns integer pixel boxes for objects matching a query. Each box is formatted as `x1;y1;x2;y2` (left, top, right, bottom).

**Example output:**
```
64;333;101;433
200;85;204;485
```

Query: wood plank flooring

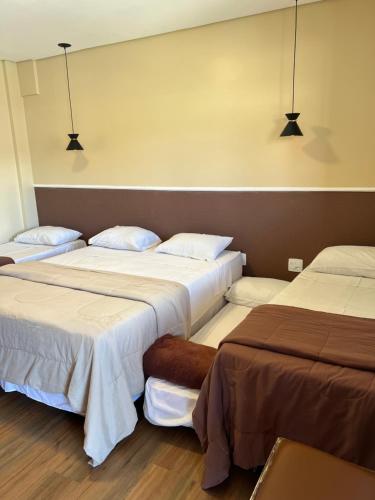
0;390;257;499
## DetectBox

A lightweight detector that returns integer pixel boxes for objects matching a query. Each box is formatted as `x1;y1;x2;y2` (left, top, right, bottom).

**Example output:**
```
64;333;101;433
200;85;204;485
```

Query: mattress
0;239;86;263
46;246;243;326
143;303;251;428
270;267;375;319
1;247;242;416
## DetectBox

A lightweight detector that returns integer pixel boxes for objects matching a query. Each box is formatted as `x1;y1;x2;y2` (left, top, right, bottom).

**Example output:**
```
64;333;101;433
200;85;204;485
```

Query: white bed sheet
0;380;142;413
144;303;251;428
46;246;243;326
270;267;375;319
1;246;242;416
0;239;86;263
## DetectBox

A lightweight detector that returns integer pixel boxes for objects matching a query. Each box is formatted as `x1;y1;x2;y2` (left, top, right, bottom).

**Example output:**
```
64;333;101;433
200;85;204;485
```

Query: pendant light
58;42;84;150
281;0;303;137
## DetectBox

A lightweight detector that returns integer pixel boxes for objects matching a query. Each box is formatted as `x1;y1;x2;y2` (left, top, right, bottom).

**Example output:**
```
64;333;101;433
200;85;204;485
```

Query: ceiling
0;0;322;62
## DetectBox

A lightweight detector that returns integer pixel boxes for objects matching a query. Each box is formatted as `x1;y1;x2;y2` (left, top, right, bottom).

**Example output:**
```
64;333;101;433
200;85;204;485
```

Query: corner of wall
2;59;39;230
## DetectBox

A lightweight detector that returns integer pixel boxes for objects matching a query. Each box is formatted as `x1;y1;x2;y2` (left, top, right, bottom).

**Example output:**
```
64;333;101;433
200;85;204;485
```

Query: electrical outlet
288;258;303;273
241;252;247;266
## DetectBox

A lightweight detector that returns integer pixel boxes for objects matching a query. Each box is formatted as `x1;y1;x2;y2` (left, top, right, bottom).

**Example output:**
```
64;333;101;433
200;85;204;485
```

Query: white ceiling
0;0;322;62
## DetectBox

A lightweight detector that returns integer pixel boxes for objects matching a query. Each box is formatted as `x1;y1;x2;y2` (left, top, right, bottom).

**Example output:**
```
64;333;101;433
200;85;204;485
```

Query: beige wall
22;0;375;188
0;61;38;244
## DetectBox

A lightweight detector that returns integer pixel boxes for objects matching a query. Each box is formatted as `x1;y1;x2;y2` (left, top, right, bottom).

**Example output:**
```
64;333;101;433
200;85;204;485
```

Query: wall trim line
34;184;375;193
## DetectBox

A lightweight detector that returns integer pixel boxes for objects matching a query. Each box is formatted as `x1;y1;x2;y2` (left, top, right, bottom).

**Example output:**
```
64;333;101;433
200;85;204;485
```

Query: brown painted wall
35;188;375;281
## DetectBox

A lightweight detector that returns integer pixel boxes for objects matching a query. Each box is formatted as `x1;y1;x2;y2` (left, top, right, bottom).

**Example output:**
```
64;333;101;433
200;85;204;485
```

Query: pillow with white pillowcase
155;233;233;261
309;245;375;279
89;226;161;252
225;277;289;307
14;226;82;246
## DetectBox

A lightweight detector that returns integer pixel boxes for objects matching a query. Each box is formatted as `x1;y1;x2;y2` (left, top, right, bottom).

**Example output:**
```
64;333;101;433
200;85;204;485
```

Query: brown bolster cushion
0;257;14;267
143;334;217;390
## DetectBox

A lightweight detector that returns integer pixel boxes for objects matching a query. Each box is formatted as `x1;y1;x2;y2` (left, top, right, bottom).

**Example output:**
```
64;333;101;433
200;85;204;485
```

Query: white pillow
89;226;161;252
14;226;82;246
155;233;233;261
225;277;289;307
309;246;375;279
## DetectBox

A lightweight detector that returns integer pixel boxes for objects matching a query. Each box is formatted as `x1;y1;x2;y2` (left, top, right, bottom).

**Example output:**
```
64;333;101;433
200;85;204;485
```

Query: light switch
288;258;303;273
241;252;247;266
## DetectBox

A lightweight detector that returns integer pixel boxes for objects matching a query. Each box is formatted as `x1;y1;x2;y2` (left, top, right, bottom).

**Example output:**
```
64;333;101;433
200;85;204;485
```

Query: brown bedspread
143;334;217;390
193;304;375;489
0;257;14;267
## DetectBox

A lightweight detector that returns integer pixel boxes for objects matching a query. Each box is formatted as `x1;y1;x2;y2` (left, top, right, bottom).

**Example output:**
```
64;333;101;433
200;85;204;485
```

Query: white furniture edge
34;184;375;192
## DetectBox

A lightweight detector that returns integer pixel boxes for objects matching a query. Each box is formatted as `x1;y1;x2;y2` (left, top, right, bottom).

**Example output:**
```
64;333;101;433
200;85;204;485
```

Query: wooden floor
0;390;257;500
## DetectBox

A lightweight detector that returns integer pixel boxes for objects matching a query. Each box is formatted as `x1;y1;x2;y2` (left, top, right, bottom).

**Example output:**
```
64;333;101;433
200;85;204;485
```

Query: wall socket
288;258;303;273
241;252;247;266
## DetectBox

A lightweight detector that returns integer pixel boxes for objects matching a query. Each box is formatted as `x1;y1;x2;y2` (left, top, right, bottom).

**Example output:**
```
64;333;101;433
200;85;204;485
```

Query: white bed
144;302;251;428
45;245;243;330
144;263;375;429
1;246;242;423
0;239;86;263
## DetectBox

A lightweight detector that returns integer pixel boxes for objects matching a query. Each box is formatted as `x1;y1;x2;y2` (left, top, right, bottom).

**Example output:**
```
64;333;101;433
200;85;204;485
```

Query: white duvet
0;262;190;466
47;246;242;326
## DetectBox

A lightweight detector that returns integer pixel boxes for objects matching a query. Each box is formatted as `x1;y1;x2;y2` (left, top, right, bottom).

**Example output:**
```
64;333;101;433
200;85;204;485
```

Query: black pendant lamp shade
281;113;303;137
66;133;84;150
281;1;303;137
58;42;84;150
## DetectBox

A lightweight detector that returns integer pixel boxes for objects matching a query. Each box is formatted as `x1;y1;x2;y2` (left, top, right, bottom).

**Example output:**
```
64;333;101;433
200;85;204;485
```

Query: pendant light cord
63;47;75;134
292;0;298;114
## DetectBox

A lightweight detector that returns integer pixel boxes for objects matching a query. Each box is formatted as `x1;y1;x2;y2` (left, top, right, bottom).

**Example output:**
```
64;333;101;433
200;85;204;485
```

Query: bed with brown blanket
193;304;375;489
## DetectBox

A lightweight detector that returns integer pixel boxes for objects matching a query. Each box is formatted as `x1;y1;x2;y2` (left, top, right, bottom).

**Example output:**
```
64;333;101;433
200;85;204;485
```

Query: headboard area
35;187;375;281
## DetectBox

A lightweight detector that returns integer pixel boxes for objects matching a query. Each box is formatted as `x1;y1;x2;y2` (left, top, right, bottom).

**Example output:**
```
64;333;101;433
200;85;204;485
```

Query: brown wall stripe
35;188;375;281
